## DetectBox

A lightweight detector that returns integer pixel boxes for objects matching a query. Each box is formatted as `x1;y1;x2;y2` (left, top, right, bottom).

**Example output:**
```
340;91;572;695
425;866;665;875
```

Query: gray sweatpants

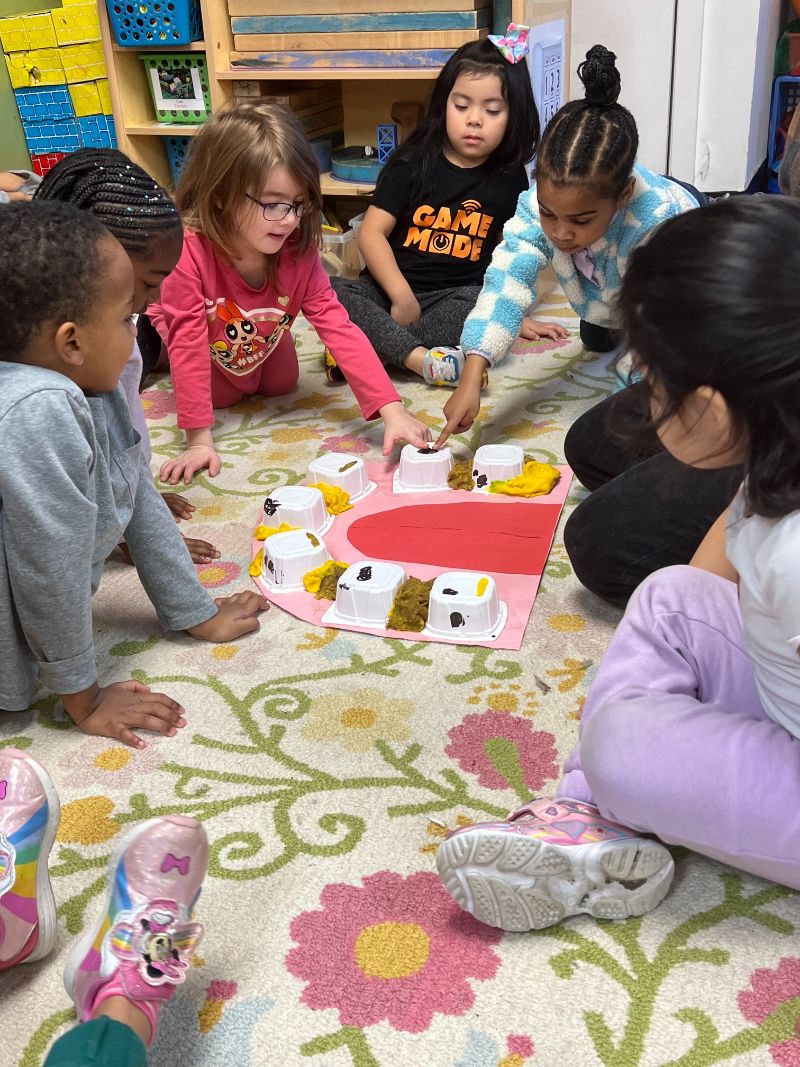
331;273;481;369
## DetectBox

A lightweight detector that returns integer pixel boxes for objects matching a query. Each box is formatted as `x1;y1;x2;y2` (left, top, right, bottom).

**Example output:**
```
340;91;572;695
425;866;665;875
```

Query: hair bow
488;23;530;64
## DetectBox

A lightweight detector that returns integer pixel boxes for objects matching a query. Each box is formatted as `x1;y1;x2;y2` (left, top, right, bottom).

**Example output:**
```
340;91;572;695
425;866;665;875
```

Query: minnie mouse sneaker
0;748;60;970
64;816;208;1045
436;798;673;931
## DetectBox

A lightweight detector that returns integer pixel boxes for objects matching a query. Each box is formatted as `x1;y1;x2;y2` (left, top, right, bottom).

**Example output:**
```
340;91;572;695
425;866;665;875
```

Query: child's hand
519;317;570;342
391;294;421;327
183;536;221;564
160;445;221;487
379;401;431;456
434;355;487;447
159;491;220;562
162;491;196;521
62;680;186;750
187;591;269;642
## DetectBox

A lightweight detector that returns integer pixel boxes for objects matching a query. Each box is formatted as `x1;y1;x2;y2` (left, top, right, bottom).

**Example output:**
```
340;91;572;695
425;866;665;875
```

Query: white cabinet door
671;0;784;190
570;0;677;172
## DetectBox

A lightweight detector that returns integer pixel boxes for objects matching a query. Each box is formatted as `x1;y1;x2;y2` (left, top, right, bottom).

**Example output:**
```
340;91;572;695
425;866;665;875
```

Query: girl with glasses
148;102;430;486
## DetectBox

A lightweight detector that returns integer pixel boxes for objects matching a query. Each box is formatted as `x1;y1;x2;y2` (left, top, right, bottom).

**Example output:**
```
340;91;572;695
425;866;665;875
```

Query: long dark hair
377;37;539;201
536;44;638;198
619;196;800;518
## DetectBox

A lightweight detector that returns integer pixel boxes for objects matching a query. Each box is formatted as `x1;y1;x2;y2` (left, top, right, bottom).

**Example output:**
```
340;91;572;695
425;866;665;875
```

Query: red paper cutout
346;502;562;575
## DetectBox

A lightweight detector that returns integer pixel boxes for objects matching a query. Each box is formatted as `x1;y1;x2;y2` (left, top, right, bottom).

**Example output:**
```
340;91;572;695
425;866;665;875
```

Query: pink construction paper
251;460;572;650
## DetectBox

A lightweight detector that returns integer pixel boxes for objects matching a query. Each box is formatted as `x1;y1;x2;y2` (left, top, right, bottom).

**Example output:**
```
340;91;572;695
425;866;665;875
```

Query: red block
31;151;67;176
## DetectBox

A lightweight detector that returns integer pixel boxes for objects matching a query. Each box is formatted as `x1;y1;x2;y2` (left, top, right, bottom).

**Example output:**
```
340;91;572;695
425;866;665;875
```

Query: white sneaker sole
436;828;674;931
16;755;60;964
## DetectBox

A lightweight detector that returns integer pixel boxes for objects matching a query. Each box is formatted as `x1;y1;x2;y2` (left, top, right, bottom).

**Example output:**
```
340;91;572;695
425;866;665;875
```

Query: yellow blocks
69;78;113;117
60;41;106;84
53;3;101;47
0;12;57;53
5;47;64;89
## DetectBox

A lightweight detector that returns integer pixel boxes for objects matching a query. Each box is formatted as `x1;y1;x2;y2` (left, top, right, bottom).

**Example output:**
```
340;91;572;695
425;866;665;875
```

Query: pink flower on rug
285;869;502;1033
445;710;559;796
196;560;242;589
321;433;370;454
738;958;800;1066
140;389;176;421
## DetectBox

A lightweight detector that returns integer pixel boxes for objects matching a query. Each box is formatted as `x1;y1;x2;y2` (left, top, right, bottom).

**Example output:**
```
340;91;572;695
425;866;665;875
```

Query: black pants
563;383;743;606
331;273;481;368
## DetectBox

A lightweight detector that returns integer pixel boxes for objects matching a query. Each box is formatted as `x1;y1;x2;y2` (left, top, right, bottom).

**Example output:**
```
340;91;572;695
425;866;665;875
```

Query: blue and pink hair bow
488;23;530;65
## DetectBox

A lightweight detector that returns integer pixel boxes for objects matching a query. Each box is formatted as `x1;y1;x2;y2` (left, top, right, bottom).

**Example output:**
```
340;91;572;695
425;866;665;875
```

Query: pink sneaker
0;748;60;970
435;798;674;931
64;816;207;1045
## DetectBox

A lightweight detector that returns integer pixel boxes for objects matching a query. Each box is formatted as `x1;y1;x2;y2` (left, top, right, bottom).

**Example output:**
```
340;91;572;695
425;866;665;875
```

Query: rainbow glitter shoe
0;748;60;970
436;798;674;931
421;346;464;386
64;816;207;1045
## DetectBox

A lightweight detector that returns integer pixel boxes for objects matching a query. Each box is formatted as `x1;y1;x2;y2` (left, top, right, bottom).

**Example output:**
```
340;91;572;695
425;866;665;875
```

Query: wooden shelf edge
320;171;375;196
216;66;440;81
112;40;207;52
126;123;204;136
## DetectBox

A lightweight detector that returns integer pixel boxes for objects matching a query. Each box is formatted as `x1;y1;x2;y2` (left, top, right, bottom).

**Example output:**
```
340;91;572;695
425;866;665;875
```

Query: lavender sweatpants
560;565;800;889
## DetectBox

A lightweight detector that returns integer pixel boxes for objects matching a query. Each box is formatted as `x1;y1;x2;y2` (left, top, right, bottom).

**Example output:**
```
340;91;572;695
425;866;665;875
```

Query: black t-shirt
370;151;529;292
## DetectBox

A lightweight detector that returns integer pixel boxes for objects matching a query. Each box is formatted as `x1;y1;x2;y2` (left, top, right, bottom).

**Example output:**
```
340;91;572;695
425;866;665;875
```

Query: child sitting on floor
0;201;267;747
148;102;430;487
330;28;540;387
35;148;218;563
436;196;800;929
435;44;702;446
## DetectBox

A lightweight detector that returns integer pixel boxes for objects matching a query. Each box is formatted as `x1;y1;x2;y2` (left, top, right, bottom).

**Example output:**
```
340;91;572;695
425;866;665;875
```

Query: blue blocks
15;85;74;124
77;112;117;149
377;123;397;162
24;118;81;154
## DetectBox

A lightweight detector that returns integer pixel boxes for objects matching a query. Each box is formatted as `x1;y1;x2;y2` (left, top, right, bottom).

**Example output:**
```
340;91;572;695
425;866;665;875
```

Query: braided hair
35;148;181;257
535;45;638;198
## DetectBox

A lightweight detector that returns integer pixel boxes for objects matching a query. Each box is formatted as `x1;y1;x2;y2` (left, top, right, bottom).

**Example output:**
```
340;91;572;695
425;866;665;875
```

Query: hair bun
577;44;621;107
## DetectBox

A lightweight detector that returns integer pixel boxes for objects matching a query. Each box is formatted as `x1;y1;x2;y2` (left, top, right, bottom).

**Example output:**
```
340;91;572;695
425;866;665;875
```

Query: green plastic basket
141;53;210;124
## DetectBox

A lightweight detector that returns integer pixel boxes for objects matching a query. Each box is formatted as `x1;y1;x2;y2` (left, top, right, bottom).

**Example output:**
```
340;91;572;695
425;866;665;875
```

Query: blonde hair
176;102;323;281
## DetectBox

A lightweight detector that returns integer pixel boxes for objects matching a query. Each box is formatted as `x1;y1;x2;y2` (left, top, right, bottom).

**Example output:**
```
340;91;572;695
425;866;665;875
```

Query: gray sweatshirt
0;362;217;711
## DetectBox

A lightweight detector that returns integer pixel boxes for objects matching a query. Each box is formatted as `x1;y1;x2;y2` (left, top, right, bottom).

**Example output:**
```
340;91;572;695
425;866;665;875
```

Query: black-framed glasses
245;193;305;221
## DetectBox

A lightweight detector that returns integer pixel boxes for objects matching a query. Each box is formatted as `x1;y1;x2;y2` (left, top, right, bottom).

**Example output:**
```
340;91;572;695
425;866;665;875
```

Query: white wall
569;0;677;172
570;0;786;190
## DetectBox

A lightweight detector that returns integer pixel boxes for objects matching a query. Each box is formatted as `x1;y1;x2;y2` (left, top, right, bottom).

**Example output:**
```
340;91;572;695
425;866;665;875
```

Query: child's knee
631;564;734;620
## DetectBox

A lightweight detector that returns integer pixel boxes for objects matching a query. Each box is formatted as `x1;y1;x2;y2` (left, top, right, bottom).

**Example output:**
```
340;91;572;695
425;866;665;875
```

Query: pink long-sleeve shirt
148;230;400;430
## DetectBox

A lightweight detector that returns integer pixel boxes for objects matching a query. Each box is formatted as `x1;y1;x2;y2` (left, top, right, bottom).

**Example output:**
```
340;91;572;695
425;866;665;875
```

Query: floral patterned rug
3;288;799;1067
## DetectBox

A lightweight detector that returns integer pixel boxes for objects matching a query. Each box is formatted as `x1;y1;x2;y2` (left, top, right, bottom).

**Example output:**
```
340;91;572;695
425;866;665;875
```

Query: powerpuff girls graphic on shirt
207;298;292;376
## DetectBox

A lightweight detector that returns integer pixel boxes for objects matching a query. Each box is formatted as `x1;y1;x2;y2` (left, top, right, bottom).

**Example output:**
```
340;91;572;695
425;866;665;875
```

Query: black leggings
563;383;742;606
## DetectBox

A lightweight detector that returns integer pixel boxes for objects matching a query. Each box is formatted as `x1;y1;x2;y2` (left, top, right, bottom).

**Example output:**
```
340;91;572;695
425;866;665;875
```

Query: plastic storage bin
141;53;210;123
349;210;366;269
768;76;800;192
165;135;192;185
321;228;360;278
105;0;202;47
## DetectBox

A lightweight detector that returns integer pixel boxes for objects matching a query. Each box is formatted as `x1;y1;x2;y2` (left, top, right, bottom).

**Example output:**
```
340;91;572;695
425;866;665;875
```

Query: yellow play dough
249;549;263;577
476;577;488;597
254;522;299;540
307;482;353;515
303;560;349;598
488;460;560;498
